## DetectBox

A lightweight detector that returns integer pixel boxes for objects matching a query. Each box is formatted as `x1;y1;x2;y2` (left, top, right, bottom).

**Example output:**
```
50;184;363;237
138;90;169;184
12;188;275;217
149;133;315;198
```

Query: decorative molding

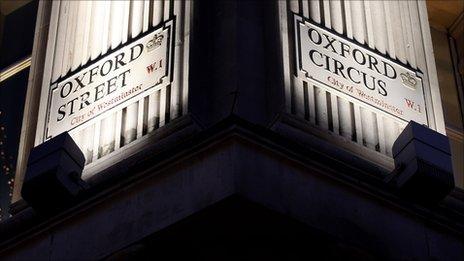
0;56;31;83
0;0;33;16
446;126;464;142
449;12;464;39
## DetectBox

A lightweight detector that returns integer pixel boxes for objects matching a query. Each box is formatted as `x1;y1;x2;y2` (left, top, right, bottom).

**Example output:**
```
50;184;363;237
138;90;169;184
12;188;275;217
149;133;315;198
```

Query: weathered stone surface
391;121;455;201
21;132;86;215
2;133;463;260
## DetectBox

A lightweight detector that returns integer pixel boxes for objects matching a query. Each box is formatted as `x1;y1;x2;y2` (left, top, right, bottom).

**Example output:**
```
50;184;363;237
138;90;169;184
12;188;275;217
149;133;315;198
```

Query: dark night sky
0;1;38;221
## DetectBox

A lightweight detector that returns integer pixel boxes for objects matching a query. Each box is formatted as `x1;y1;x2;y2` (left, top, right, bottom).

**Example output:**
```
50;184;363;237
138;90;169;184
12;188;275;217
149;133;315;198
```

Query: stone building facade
0;0;463;259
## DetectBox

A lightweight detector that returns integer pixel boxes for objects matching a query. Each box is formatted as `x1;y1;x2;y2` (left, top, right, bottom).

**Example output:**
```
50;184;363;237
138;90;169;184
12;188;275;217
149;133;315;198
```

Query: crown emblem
146;34;164;52
400;72;417;90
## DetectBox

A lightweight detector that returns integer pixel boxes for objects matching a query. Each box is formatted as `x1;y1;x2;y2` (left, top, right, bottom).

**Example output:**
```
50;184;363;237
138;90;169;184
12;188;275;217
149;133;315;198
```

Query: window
0;0;38;221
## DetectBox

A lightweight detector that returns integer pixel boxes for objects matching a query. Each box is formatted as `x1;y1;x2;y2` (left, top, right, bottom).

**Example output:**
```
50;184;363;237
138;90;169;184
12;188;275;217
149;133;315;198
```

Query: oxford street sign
43;20;174;140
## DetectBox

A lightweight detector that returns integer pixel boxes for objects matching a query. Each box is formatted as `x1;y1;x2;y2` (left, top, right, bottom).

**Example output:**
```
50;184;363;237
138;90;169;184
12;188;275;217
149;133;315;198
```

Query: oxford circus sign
294;14;428;125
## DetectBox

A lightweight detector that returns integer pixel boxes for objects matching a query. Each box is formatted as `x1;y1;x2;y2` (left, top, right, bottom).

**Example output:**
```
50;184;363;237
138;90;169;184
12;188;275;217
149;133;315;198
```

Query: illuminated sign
44;20;174;139
294;14;428;125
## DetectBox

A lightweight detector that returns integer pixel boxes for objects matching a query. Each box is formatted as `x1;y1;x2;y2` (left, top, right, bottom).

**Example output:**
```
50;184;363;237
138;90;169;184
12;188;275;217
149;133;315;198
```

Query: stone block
21;132;86;215
391;121;454;201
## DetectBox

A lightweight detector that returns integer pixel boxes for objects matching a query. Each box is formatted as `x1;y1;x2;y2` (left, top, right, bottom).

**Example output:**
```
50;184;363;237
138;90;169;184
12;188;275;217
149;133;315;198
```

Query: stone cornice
1;114;463;255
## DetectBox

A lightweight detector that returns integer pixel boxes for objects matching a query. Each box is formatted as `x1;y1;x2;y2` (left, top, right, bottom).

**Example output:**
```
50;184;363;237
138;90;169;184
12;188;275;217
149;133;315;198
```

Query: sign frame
42;19;176;141
293;13;429;126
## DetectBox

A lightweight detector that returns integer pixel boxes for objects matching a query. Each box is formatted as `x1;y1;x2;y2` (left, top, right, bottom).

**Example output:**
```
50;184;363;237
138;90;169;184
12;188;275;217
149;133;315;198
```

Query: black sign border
293;13;429;126
44;18;176;141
